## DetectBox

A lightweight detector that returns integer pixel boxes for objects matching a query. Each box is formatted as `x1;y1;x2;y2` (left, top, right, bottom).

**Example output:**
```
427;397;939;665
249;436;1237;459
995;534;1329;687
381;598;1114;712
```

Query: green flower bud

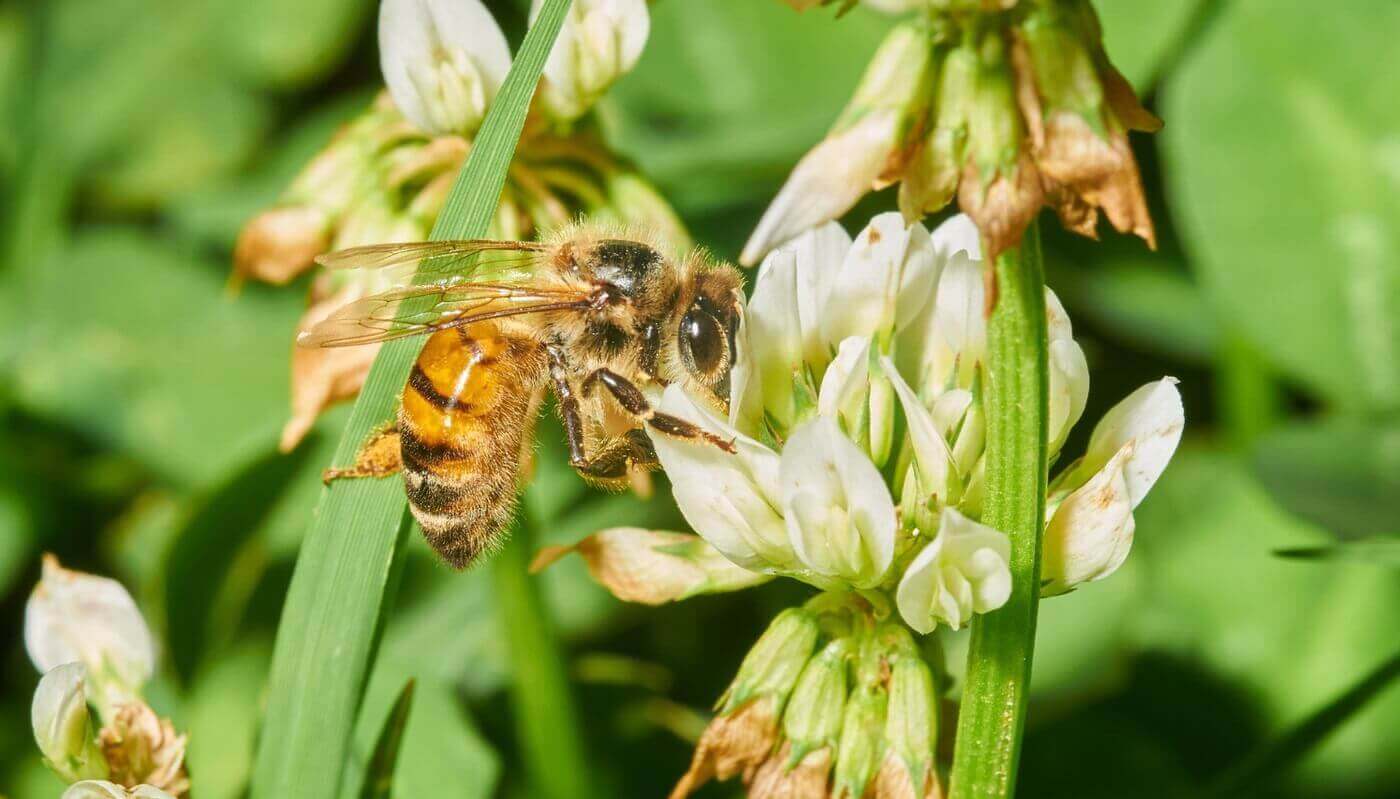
899;40;976;220
721;607;821;714
833;635;891;799
1018;8;1105;133
32;664;108;784
838;21;933;141
881;626;937;793
783;638;854;763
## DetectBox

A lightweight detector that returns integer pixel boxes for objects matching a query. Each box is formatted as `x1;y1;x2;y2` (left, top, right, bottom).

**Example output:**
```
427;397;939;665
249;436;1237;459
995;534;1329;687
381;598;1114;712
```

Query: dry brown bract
99;703;190;798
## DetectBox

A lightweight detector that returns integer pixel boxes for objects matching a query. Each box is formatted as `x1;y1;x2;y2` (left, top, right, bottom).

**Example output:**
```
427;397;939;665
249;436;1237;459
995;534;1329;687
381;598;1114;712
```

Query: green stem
948;222;1049;799
492;502;594;799
1218;330;1278;451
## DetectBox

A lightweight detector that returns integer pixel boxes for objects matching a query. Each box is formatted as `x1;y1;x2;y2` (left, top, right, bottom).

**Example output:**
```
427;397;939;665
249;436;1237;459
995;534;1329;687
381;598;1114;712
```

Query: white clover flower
25;556;155;712
32;663;107;784
379;0;512;136
533;0;649;122
1042;378;1184;595
896;508;1012;633
781;417;897;588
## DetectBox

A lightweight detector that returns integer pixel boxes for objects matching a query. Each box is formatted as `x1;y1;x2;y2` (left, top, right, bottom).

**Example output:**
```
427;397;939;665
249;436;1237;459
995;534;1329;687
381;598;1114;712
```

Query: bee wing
314;239;550;289
297;281;588;348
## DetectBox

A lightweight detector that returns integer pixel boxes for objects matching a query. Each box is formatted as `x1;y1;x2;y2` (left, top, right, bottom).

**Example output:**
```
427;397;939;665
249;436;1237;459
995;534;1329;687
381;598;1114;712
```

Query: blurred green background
1;0;1398;797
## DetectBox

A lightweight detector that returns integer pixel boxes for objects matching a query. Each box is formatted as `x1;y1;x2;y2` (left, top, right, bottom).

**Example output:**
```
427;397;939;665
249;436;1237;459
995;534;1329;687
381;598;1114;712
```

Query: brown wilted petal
670;698;781;799
281;284;380;451
1099;63;1162;133
956;151;1044;261
99;703;189;797
871;750;944;799
532;528;770;606
750;744;833;799
233;205;331;285
1040;113;1155;248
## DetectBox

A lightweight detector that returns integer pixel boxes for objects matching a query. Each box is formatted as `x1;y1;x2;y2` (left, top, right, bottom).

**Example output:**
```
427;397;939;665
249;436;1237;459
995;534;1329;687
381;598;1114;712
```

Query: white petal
727;305;765;435
882;356;957;504
1047;338;1090;455
534;0;649;121
1082;378;1185;507
379;0;512;135
817;335;872;424
1045;287;1074;343
929;213;981;261
1042;446;1135;595
821;213;938;347
789;222;852;367
32;663;96;779
25;556;154;700
781;417;896;587
651;386;792;571
63;783;131;799
740;110;899;266
896;508;1010;633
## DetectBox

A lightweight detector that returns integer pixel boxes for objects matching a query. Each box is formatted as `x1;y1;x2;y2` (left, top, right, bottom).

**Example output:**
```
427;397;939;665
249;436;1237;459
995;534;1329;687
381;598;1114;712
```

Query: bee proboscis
301;225;743;568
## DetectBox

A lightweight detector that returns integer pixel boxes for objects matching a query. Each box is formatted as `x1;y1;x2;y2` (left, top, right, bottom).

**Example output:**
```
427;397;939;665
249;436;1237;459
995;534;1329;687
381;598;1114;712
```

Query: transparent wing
314;239;550;290
297;281;588;348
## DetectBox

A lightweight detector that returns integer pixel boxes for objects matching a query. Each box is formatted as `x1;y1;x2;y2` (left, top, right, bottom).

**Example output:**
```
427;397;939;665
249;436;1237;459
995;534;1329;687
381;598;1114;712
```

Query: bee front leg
582;368;737;454
322;424;402;484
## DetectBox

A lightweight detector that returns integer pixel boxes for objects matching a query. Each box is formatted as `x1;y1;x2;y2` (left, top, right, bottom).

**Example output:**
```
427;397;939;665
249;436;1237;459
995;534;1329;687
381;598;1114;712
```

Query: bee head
676;264;743;403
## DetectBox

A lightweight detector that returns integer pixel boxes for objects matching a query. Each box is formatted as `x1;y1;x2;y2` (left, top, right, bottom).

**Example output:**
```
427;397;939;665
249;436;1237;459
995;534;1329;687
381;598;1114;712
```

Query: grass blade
249;3;575;798
360;680;416;799
1274;536;1400;566
1203;649;1400;798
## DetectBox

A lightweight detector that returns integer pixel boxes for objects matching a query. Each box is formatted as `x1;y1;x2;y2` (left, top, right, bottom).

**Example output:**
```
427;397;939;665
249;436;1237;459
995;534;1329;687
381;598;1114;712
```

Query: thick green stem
492;503;594;799
948;222;1049;799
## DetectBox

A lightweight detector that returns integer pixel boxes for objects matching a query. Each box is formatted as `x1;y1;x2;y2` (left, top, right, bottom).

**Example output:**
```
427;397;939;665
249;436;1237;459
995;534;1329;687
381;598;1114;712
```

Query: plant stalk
492;502;594;799
948;221;1049;799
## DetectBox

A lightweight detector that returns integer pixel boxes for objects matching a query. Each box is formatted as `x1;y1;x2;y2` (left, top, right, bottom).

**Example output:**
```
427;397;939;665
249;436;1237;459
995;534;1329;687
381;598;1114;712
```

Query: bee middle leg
581;368;736;453
322;424;402;484
547;346;662;478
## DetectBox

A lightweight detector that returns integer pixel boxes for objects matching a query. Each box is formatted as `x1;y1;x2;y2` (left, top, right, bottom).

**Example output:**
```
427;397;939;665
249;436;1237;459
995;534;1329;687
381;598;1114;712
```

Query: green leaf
358;679;416;799
249;3;575;798
1204;649;1400;798
163;443;315;683
182;641;272;799
4;228;301;486
1275;537;1400;566
212;0;371;90
1252;416;1400;539
1163;0;1400;412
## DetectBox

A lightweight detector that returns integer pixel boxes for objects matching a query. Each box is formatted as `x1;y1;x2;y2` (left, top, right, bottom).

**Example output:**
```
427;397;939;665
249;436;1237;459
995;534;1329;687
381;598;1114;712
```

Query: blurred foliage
1;0;1398;798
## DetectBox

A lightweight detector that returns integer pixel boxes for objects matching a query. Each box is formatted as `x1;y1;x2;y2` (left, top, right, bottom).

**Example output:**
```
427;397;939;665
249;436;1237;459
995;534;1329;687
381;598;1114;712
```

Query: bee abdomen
399;326;544;569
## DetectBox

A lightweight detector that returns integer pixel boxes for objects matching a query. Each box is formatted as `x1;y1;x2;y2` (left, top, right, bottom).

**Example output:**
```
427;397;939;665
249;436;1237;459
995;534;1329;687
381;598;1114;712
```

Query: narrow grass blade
1204;650;1400;799
360;680;416;799
1274;536;1400;566
249;3;575;798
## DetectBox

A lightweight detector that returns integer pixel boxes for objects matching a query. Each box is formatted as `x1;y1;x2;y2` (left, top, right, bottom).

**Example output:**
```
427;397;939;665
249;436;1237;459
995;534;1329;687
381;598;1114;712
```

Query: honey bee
301;225;743;568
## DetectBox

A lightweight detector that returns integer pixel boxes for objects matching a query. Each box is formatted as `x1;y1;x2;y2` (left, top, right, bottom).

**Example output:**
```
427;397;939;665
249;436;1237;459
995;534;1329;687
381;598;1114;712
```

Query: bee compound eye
679;307;726;377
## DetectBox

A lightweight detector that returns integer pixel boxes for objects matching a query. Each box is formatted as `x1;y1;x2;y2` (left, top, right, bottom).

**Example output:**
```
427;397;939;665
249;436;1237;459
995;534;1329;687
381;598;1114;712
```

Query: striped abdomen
399;323;545;568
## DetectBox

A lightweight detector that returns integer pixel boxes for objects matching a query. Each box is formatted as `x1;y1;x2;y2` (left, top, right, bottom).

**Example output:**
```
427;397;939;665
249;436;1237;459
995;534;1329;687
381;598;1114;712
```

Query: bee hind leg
322;424;402;484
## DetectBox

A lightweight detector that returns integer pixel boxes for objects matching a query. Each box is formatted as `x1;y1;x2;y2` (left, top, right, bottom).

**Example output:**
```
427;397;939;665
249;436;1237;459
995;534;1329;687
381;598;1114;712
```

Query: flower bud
98;703;189;797
32;663;108;784
531;528;770;605
879;626;938;798
603;170;692;251
782;638;853;761
833;637;890;799
898;40;976;221
25;556;155;714
896;508;1012;633
672;609;820;798
379;0;512;136
62;782;176;799
534;0;650;122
